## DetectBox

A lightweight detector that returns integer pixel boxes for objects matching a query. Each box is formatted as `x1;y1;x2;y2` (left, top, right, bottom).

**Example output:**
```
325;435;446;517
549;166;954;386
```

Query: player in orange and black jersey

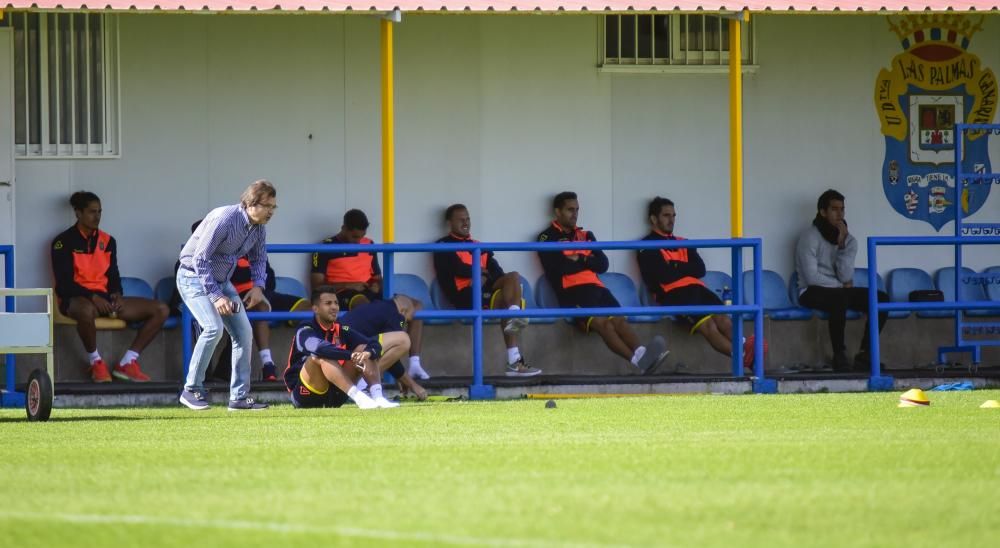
433;204;540;377
51;191;168;383
537;191;667;374
637;197;765;373
284;286;405;409
310;209;429;380
310;209;383;311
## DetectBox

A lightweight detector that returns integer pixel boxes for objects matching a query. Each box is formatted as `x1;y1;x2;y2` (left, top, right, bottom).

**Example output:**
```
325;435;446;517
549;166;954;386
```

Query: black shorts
336;289;381;311
452;287;502;310
556;284;620;332
289;375;350;409
655;283;722;333
59;292;112;316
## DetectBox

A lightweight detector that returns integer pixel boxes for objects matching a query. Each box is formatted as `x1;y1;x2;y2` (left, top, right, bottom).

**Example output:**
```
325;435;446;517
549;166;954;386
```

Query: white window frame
11;12;121;159
598;13;758;74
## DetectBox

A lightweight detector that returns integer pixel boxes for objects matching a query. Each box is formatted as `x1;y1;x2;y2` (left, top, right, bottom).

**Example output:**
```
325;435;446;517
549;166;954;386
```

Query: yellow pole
728;13;746;238
380;18;395;243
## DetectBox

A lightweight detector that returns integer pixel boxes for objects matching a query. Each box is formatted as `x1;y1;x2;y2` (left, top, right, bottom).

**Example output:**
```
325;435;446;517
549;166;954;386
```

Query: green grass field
2;391;999;547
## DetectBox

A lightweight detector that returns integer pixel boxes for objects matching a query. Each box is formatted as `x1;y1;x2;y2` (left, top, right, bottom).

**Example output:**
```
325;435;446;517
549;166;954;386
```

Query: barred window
601;14;755;71
2;12;119;157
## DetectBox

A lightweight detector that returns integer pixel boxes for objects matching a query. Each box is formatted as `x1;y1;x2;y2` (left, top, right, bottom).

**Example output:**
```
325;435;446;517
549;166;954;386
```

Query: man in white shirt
795;189;888;372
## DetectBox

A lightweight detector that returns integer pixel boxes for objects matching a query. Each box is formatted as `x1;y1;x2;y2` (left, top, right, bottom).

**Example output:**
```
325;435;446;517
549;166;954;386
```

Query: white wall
11;13;1000;301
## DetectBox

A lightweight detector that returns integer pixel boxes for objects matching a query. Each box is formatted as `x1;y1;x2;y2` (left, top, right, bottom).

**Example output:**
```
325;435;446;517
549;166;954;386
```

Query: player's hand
566;254;580;262
214;296;235;316
91;294;114;316
242;286;265;310
368;280;382;294
109;293;123;314
835;221;849;247
843;281;854;288
351;351;371;366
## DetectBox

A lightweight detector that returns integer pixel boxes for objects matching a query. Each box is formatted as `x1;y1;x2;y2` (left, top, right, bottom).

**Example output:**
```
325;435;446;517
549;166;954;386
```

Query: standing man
637;197;764;373
434;204;540;376
537;191;667;373
311;209;429;380
176;180;276;411
796;189;889;371
51;191;169;383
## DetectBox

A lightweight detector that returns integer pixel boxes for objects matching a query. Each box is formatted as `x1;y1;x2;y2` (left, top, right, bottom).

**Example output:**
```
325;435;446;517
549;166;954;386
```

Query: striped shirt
179;204;267;301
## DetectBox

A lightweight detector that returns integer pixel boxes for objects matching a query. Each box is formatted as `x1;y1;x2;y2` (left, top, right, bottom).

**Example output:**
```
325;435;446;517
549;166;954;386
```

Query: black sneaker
179;389;210;411
261;362;278;382
832;351;852;372
228;397;268;411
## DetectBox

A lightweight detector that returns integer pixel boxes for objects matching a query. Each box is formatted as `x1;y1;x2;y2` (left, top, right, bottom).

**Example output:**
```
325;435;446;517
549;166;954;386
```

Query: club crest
874;15;996;231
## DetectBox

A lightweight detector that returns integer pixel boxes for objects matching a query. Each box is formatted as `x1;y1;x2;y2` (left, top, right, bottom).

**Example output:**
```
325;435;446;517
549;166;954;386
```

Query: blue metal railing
1;245;15;395
181;238;767;398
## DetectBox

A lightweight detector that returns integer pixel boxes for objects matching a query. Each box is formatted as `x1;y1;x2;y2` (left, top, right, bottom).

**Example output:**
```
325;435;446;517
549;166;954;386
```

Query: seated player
51;191;169;382
537;191;668;373
340;294;429;400
433;203;540;377
637;197;765;373
311;208;429;380
284;285;404;409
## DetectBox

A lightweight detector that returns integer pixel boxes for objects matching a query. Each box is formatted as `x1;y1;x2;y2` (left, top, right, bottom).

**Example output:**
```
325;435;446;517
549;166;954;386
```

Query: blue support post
2;246;16;396
383;252;394;299
866;238;892;391
468;246;495;400
730;247;744;378
750;242;776;393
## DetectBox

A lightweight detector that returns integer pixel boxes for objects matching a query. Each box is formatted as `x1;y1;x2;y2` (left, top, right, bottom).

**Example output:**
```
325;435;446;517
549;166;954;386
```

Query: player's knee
154;301;170;320
199;320;224;342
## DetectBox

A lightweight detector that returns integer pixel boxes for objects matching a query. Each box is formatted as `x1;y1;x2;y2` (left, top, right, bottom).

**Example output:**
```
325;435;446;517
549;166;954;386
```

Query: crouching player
284;285;402;409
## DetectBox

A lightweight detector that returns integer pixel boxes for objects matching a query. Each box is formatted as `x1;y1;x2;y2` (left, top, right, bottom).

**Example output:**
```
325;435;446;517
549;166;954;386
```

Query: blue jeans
176;269;253;401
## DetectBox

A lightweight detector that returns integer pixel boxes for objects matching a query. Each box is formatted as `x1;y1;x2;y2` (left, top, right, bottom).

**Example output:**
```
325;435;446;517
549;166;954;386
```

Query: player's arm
682;247;707;279
537;231;588;276
342;325;383;359
295;326;355;362
637;247;671;287
581;232;609;274
486;252;505;279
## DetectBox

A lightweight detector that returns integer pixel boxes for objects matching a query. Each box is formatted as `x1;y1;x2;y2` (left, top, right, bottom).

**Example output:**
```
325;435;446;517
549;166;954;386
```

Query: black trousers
799;286;889;354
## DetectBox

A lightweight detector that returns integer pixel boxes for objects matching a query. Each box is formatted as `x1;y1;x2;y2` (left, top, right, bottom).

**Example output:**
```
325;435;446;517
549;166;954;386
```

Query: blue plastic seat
742;270;813;321
788;271;858;321
935;267;995;317
274;276;307;299
852;267;906;319
985;266;1000;303
638;281;672;320
120;277;163;329
391;273;451;325
518;274;553;325
535;275;572;324
702;271;733;301
121;276;154;299
154;276;179;329
887;268;950;318
599;272;659;323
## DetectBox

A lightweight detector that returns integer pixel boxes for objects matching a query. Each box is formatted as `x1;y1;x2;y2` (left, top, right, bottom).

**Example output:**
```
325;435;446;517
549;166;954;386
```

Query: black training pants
799;286;889;354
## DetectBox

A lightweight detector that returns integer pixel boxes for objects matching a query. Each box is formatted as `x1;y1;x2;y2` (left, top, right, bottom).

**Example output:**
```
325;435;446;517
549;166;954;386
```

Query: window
2;12;119;157
601;14;756;72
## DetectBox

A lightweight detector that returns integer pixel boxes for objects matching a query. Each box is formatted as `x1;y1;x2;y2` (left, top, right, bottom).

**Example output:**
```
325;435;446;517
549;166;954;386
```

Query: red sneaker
112;359;151;382
89;359;112;383
742;335;769;369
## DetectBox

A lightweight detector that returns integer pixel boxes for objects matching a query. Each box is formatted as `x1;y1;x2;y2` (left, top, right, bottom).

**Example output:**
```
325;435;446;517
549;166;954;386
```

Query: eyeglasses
253;203;278;211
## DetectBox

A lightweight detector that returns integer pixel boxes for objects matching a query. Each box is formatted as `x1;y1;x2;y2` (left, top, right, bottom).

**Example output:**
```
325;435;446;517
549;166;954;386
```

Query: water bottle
722;286;732;306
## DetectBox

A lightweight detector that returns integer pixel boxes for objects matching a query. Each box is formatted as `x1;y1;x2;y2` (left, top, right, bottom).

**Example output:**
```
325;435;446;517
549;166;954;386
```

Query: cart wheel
25;369;53;422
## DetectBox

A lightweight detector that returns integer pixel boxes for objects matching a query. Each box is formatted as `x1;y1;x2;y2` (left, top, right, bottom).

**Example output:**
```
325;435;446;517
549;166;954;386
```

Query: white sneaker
409;362;431;380
374;396;400;408
503;317;529;334
353;392;379;410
